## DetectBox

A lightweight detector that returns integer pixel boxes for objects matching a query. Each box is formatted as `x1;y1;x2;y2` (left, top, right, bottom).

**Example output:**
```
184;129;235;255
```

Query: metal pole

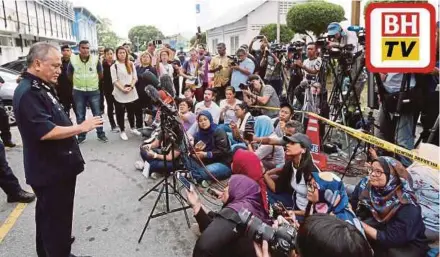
276;0;280;43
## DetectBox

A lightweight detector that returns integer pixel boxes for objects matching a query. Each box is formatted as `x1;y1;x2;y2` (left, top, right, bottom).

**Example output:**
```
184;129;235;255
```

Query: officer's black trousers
0;105;12;143
0;142;21;196
32;177;76;257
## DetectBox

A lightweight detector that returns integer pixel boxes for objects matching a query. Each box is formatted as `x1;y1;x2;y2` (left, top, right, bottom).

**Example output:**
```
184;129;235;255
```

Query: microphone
159;74;176;98
145;84;161;104
139;70;159;88
347;26;364;32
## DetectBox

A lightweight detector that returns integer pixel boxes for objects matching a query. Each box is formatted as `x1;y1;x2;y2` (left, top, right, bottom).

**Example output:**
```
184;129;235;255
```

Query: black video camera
238;208;297;257
227;55;240;66
270;44;287;54
153;40;162;46
288;41;305;53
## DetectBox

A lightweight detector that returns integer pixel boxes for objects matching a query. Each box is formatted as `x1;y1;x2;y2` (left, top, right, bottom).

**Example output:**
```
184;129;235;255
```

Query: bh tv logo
366;3;436;73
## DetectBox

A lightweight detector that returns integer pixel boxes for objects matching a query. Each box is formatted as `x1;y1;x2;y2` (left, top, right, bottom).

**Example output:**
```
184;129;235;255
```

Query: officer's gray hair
26;42;59;67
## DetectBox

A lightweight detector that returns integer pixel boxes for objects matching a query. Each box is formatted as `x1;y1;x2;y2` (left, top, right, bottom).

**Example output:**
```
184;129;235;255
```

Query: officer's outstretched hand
80;116;104;132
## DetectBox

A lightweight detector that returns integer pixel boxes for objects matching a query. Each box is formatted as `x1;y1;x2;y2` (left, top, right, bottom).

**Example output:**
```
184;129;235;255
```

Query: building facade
0;0;76;64
161;33;188;51
206;0;304;55
72;6;99;54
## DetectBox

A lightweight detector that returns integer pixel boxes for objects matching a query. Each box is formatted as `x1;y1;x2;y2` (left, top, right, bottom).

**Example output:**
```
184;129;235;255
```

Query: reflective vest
70;54;99;91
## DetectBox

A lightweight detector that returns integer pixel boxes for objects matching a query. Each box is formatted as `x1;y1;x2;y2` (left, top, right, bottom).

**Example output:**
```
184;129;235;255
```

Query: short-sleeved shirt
255;84;280;118
264;55;282;81
13;72;85;187
383;73;416;94
231;58;255;92
209;55;232;87
302;57;322;81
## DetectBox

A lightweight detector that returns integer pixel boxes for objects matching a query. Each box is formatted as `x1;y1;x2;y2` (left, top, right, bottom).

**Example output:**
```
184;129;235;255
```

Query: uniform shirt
13;72;84;187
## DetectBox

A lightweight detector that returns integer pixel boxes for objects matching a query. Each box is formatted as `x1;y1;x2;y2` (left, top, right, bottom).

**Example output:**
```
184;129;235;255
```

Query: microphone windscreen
139;70;159;88
145;84;160;103
159;74;176;98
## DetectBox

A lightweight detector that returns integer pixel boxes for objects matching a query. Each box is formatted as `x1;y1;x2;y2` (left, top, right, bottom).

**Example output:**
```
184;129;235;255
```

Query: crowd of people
0;20;438;257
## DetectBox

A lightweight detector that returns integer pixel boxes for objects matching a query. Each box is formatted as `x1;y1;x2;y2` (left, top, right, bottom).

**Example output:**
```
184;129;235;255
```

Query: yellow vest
70;54;99;91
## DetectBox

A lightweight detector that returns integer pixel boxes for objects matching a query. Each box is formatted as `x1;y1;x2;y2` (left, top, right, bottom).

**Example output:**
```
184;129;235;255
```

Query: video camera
238;208;297;257
270;43;287;54
153;39;162;46
227;55;241;66
286;41;305;66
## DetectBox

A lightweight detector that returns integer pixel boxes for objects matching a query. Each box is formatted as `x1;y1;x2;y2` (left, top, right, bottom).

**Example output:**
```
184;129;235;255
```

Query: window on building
230;36;239;55
0;36;13;46
15;38;22;47
212;39;218;54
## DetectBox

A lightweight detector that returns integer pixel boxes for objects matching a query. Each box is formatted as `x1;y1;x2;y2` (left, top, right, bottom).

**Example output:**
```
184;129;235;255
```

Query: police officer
13;42;102;257
0;140;35;203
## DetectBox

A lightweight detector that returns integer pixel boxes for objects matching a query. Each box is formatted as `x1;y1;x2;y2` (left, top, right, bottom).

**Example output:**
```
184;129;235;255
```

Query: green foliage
259;24;294;43
286;1;345;37
190;32;207;46
128;25;164;48
363;0;428;17
96;17;121;49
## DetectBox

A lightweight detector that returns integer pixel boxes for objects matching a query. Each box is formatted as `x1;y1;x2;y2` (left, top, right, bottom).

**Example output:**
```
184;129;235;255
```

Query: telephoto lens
237;208;297;257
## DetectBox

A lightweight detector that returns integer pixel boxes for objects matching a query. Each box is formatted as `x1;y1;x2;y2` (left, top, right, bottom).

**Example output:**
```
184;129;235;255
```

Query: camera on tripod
238;208;297;257
270;44;287;54
328;44;355;65
227;55;241;66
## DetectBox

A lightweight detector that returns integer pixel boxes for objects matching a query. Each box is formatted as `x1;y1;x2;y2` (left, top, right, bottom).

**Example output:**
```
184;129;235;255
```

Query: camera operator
243;75;280;118
261;45;283;96
209;43;232;100
231;48;255;100
186;174;270;257
326;22;360;53
249;35;269;78
253;214;373;257
286;42;305;102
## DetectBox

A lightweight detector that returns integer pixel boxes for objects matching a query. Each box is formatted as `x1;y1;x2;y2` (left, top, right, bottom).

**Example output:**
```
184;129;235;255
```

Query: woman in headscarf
231;148;269;213
186;174;270;257
186;110;232;186
306;172;365;235
351;156;429;257
246;115;285;170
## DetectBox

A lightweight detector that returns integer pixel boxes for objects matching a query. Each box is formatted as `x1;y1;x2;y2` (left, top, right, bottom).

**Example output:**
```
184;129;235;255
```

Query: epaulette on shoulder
31;79;41;90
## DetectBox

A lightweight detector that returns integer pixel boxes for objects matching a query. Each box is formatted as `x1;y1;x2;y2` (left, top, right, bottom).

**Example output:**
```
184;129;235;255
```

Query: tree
286;1;345;38
190;32;207;46
259;24;294;43
96;17;121;48
128;25;164;49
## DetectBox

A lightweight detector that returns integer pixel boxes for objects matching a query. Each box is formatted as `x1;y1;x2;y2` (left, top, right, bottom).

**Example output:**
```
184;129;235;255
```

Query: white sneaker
120;132;128;140
130;128;141;136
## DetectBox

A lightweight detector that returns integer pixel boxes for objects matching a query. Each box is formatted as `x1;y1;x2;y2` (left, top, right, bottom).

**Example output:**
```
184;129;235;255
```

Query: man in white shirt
327;22;361;53
194;88;221;123
188;88;221;136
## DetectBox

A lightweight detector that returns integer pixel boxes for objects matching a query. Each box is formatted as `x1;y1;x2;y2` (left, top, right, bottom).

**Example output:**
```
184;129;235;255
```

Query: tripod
137;109;191;244
323;51;366;157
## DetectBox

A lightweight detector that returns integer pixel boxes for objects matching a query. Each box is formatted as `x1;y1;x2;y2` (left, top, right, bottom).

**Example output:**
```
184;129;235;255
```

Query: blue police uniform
0;140;21;195
13;72;84;257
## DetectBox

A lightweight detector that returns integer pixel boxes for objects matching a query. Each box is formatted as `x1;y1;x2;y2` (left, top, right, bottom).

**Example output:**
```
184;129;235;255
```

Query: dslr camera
227;55;241;66
238;208;297;257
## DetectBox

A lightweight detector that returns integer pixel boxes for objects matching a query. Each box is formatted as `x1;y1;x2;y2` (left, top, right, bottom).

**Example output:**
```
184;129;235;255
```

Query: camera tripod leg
138;176;167;201
341;140;362;180
427;115;439;144
138;183;166;243
172;187;191;228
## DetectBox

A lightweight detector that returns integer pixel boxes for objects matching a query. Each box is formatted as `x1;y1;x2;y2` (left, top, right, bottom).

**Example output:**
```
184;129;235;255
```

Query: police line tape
250;105;440;170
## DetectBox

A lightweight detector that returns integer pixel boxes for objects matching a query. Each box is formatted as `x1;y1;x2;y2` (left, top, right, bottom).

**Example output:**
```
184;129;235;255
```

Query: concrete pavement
0;125;198;257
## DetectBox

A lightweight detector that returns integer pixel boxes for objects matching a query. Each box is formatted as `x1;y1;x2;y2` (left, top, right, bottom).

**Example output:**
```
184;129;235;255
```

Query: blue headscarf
311;172;365;236
195;110;218;152
254;116;274;137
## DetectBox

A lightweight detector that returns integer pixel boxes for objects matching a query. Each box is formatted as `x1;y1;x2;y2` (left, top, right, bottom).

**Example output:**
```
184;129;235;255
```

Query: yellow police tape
250;105;440;170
